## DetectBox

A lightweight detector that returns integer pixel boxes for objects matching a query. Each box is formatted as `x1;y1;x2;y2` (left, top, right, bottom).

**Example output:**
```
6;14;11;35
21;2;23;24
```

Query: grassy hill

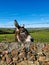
0;28;14;34
0;28;49;42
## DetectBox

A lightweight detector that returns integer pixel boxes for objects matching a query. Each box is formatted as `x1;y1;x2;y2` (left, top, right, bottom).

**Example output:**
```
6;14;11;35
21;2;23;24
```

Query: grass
30;31;49;42
0;28;49;42
0;34;15;42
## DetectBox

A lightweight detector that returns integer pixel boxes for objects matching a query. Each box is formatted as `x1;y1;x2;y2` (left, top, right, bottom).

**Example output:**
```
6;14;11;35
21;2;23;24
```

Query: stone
5;53;12;64
11;49;18;57
0;42;49;65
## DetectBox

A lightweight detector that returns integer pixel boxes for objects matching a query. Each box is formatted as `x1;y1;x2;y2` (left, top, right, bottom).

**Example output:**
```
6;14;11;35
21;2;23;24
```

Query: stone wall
0;42;49;65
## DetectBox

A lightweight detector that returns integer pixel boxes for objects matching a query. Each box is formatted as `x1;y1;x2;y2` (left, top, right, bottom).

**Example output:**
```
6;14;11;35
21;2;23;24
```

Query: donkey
14;20;34;43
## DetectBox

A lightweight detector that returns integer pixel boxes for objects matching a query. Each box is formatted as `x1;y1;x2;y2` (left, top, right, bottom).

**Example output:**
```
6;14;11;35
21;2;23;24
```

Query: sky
0;0;49;28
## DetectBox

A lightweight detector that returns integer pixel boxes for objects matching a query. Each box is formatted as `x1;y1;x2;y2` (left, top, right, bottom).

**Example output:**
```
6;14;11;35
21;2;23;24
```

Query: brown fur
14;20;34;42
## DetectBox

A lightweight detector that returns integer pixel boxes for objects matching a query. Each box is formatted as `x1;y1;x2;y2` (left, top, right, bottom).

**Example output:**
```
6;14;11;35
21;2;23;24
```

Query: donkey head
14;20;34;42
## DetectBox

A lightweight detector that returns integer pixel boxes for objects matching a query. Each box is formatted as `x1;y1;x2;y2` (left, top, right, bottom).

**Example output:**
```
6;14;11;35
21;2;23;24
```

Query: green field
0;34;15;42
0;28;49;42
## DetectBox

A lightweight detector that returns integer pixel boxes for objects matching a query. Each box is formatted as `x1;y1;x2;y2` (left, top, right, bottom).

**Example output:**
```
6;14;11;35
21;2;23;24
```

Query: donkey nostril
30;38;34;42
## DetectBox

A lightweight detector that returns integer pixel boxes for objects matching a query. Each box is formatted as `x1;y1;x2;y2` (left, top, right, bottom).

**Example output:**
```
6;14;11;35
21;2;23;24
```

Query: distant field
0;34;15;42
0;28;49;42
30;31;49;42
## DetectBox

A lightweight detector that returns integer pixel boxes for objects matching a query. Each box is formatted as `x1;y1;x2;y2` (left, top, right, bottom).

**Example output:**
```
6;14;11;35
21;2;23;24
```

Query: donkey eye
22;30;25;32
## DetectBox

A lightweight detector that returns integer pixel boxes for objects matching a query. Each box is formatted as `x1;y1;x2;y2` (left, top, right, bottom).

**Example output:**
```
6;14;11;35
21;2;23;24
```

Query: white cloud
0;17;49;28
0;21;15;28
25;24;49;28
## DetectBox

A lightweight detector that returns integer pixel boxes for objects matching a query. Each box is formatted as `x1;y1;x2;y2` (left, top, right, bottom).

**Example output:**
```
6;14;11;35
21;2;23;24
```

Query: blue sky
0;0;49;28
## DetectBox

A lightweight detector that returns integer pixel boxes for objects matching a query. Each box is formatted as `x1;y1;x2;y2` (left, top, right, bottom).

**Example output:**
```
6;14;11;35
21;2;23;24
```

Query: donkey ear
14;20;20;28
